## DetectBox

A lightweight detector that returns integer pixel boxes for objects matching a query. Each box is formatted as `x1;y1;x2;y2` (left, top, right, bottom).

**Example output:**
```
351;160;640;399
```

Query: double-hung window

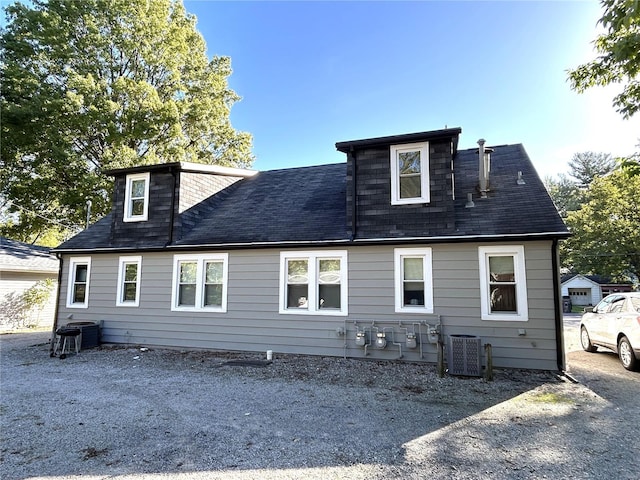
390;142;430;205
116;256;142;307
67;257;91;308
279;251;348;315
394;248;434;313
478;245;528;321
171;254;228;312
124;172;150;222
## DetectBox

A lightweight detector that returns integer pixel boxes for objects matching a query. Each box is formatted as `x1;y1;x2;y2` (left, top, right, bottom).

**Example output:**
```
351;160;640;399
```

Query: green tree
563;170;640;283
545;152;614;218
567;152;616;187
544;174;584;219
568;0;640;119
1;0;253;240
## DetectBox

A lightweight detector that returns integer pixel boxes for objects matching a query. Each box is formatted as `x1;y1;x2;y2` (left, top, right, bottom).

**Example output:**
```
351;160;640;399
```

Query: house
561;273;634;307
1;237;59;330
51;127;570;370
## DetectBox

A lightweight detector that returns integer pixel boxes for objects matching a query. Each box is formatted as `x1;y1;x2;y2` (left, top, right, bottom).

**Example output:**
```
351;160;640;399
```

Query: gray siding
56;241;560;370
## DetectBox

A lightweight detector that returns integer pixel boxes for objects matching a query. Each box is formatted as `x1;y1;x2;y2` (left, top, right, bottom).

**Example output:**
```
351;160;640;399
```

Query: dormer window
390;142;430;205
124;172;150;222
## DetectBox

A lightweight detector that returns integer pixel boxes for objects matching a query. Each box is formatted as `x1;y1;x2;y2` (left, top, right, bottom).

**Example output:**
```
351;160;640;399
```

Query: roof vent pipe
478;139;487;197
465;192;475;208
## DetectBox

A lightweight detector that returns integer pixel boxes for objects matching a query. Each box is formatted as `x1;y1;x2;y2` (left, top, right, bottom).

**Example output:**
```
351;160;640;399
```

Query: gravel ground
1;328;638;480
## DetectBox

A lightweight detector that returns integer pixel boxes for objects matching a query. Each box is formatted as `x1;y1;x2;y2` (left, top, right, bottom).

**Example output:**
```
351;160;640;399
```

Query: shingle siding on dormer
110;171;176;248
174;172;244;241
347;138;456;239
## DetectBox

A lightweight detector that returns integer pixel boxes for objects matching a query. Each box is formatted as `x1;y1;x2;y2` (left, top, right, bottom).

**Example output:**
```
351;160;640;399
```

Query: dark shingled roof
452;144;568;237
175;163;348;245
55;142;568;252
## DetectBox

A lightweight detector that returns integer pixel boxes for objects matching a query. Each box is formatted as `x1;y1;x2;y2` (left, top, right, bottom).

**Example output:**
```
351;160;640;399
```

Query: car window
594;296;613;313
608;297;625;313
630;297;640;313
603;296;625;313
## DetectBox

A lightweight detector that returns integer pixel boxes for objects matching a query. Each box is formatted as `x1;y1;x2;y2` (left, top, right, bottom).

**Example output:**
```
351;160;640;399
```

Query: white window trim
170;253;229;312
124;172;150;222
279;251;348;316
116;256;142;307
66;256;91;309
478;245;529;321
394;248;434;314
390;142;430;205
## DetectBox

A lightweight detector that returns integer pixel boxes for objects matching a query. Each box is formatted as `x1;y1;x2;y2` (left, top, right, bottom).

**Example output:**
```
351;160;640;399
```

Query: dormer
105;162;256;248
336;128;461;240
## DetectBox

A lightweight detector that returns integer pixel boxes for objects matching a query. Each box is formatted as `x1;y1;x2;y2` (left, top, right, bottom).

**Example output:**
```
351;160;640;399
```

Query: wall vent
447;335;482;376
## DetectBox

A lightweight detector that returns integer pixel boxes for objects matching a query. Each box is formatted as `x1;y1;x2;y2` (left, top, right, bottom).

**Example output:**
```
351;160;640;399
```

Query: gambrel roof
54;131;569;253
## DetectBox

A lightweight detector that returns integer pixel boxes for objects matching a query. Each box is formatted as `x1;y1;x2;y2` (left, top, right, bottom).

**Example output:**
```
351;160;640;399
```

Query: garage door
568;288;591;306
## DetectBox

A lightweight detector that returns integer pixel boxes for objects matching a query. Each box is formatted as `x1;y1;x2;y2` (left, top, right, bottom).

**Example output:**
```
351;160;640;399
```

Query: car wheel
580;326;597;352
618;336;638;371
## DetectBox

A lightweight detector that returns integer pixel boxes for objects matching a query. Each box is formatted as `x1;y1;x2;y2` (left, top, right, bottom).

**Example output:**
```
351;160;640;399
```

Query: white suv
580;292;640;371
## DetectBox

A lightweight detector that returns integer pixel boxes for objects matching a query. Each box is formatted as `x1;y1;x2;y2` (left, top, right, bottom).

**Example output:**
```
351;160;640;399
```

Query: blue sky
184;0;640;179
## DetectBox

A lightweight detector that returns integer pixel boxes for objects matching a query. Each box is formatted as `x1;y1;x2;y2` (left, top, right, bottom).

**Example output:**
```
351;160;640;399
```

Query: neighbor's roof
561;273;632;286
54;143;568;252
0;237;59;273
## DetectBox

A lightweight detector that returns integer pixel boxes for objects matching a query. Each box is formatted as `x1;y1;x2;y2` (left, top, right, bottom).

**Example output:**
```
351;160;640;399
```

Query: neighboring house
52;128;570;370
0;237;59;330
561;274;634;307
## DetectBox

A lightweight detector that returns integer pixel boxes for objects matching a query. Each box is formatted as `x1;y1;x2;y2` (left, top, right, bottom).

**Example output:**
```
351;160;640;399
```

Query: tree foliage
0;0;253;240
563;170;640;283
545;151;615;218
568;0;640;119
567;152;616;187
544;174;584;219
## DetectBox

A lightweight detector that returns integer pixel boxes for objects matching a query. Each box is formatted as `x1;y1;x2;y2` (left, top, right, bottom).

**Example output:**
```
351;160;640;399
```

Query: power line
3;201;82;232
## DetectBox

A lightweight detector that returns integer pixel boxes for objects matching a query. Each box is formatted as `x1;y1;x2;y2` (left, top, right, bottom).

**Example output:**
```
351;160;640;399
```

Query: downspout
49;254;64;356
349;146;357;241
551;238;565;372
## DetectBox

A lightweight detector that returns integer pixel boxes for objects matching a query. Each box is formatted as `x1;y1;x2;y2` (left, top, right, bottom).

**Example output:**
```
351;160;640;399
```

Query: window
124;172;150;222
478;246;528;321
116;256;142;307
171;254;228;312
390;142;430;205
67;257;91;308
279;251;348;315
394;248;433;313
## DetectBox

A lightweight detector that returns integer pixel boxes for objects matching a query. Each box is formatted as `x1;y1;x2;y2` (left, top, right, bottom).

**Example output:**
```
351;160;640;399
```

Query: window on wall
279;251;348;315
67;257;91;308
124;172;150;222
116;256;142;307
171;254;228;312
390;142;430;205
478;245;528;321
394;248;434;313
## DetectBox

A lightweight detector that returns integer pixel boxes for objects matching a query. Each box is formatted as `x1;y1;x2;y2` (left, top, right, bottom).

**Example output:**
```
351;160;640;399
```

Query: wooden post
437;341;445;378
484;343;493;381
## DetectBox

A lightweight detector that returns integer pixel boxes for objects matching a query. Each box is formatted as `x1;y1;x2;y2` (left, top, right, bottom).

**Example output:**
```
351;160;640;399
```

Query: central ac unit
447;335;482;376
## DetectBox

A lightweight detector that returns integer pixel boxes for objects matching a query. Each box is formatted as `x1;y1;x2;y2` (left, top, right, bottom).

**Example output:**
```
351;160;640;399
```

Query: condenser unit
447;335;482;376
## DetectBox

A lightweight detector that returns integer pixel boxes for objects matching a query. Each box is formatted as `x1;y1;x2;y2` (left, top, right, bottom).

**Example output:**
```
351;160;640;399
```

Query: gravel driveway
1;321;638;480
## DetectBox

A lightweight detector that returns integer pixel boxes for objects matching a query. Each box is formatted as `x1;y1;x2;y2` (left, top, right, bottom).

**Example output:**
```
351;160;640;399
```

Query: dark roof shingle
54;140;568;252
